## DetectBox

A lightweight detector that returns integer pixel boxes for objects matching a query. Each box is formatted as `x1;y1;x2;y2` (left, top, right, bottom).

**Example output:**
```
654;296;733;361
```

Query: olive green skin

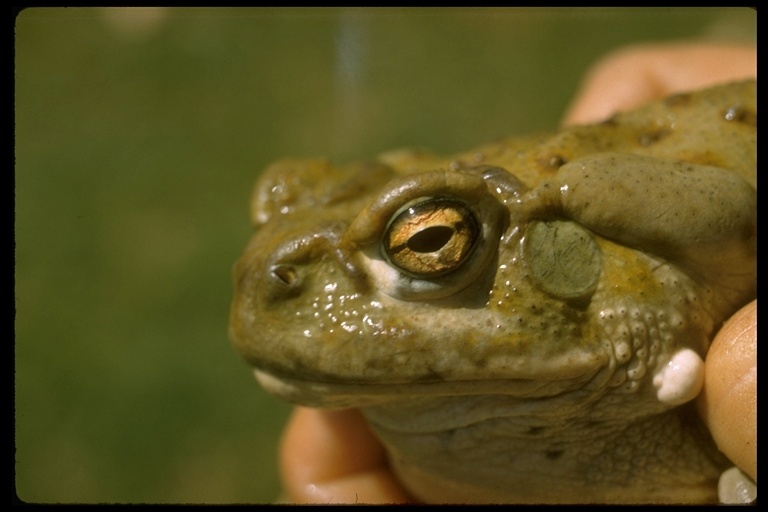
229;81;755;504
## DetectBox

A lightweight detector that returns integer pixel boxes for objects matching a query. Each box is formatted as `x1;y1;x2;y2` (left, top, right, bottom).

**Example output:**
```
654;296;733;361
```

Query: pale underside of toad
229;80;756;504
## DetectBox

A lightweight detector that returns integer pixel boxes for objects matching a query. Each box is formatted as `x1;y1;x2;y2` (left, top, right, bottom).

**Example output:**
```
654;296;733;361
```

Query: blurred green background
14;7;755;504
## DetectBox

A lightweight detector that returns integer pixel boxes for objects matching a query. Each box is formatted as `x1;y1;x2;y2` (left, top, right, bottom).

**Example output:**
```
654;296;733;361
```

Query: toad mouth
252;366;603;409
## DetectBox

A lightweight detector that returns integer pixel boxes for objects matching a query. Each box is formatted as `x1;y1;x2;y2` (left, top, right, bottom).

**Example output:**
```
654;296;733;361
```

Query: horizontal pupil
407;225;455;253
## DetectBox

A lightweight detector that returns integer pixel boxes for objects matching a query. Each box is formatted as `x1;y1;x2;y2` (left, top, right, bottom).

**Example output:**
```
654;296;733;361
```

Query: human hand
279;407;414;503
697;300;757;484
277;41;757;504
561;42;756;125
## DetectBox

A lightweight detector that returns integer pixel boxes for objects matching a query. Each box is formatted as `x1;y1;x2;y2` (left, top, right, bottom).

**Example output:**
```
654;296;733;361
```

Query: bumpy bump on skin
718;467;757;504
653;348;705;405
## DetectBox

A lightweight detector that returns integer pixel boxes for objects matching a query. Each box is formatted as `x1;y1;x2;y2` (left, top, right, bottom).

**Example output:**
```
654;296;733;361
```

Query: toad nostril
271;264;298;286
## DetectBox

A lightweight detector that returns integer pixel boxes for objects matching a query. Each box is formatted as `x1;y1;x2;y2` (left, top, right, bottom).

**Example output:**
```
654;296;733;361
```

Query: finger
279;407;414;504
562;42;756;126
696;300;756;481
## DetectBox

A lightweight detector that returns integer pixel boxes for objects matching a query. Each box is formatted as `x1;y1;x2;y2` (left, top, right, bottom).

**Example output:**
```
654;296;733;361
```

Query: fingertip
561;44;660;126
279;407;414;503
561;42;756;126
697;300;756;481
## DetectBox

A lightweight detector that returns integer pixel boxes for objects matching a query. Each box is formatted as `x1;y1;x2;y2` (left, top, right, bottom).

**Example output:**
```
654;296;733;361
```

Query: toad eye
383;198;480;277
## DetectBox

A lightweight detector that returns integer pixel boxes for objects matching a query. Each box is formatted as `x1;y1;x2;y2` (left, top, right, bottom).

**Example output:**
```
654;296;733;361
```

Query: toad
229;80;756;504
